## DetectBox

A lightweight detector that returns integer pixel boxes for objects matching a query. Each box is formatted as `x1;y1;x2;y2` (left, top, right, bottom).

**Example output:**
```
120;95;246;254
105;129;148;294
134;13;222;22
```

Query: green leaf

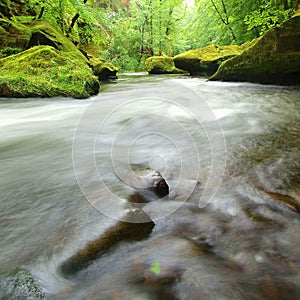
150;260;161;275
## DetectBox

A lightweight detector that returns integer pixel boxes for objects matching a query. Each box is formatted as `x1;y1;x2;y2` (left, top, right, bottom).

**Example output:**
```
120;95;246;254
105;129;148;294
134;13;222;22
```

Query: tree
209;0;236;41
244;0;295;36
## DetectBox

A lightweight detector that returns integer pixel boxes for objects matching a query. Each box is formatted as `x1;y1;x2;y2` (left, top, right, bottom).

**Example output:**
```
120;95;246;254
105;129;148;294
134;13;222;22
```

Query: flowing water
0;74;300;299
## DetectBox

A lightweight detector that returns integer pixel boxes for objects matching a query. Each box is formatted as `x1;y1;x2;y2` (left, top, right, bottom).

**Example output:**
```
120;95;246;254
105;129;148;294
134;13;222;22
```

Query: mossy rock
0;18;31;56
145;56;189;75
0;46;99;98
174;44;242;76
0;19;87;59
0;0;35;19
27;21;86;60
90;58;119;81
211;16;300;85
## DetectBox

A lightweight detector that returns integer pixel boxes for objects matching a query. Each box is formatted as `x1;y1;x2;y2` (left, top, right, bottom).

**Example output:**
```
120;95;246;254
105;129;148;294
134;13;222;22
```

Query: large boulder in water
211;16;300;85
173;44;242;76
145;56;189;74
0;46;99;98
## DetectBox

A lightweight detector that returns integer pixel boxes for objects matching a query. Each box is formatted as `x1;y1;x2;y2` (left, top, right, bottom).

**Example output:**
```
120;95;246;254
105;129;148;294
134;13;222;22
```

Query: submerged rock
60;209;155;275
145;56;188;75
211;16;300;85
0;46;99;98
174;44;242;76
0;270;45;299
265;191;300;213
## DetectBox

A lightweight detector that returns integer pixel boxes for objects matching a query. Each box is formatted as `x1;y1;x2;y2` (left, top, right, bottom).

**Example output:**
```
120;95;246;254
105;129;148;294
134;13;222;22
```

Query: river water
0;74;300;299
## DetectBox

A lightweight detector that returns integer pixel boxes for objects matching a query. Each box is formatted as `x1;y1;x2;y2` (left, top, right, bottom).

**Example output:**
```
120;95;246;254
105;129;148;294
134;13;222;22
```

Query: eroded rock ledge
211;16;300;85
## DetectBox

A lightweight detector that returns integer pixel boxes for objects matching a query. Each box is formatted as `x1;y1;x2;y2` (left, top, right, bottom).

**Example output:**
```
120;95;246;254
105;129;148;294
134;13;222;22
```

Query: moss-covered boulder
0;19;87;61
0;46;99;98
27;21;86;59
0;18;31;57
211;16;300;85
174;44;242;76
145;56;189;74
90;58;119;81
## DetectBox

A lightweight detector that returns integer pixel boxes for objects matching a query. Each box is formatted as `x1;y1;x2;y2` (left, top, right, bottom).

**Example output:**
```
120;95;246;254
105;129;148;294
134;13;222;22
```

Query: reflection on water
0;74;300;299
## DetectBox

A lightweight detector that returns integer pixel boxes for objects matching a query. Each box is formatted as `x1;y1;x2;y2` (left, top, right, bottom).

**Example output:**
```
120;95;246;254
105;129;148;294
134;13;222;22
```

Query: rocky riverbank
145;15;300;86
211;15;300;85
0;18;118;98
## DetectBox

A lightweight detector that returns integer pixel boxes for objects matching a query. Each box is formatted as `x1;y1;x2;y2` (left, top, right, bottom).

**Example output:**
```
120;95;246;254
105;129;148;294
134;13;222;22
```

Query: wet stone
0;270;45;299
59;209;155;276
129;170;170;201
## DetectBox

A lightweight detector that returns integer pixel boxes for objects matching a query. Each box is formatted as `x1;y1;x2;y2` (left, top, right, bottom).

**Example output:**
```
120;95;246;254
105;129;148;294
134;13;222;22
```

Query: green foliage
244;0;294;36
185;0;261;48
0;46;23;58
150;260;161;275
1;0;298;73
105;16;144;71
25;0;109;46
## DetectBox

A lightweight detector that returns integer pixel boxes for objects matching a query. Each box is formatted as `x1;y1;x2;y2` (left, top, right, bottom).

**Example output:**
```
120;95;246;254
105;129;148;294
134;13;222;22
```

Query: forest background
1;0;299;71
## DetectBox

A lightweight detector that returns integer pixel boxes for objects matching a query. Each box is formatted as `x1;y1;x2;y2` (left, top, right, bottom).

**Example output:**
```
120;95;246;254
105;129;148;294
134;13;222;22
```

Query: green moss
0;18;31;51
145;56;189;74
0;18;87;61
211;16;300;85
0;46;99;98
90;58;119;81
28;21;87;60
174;44;242;76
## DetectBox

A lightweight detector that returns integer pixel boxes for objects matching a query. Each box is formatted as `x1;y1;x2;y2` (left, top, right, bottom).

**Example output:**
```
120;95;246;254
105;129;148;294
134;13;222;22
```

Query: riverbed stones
60;209;155;275
211;16;300;85
0;270;45;299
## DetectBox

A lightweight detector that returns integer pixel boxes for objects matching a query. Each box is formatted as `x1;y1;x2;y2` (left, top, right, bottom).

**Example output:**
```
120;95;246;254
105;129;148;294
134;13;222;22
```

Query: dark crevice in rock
27;31;62;49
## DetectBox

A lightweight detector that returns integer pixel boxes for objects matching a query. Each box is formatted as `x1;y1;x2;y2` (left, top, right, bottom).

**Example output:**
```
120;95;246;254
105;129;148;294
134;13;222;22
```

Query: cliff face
211;16;300;85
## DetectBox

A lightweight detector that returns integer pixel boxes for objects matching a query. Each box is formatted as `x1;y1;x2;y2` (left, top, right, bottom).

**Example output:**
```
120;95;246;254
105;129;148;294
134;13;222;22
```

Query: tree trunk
37;6;44;19
210;0;236;41
67;0;89;36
